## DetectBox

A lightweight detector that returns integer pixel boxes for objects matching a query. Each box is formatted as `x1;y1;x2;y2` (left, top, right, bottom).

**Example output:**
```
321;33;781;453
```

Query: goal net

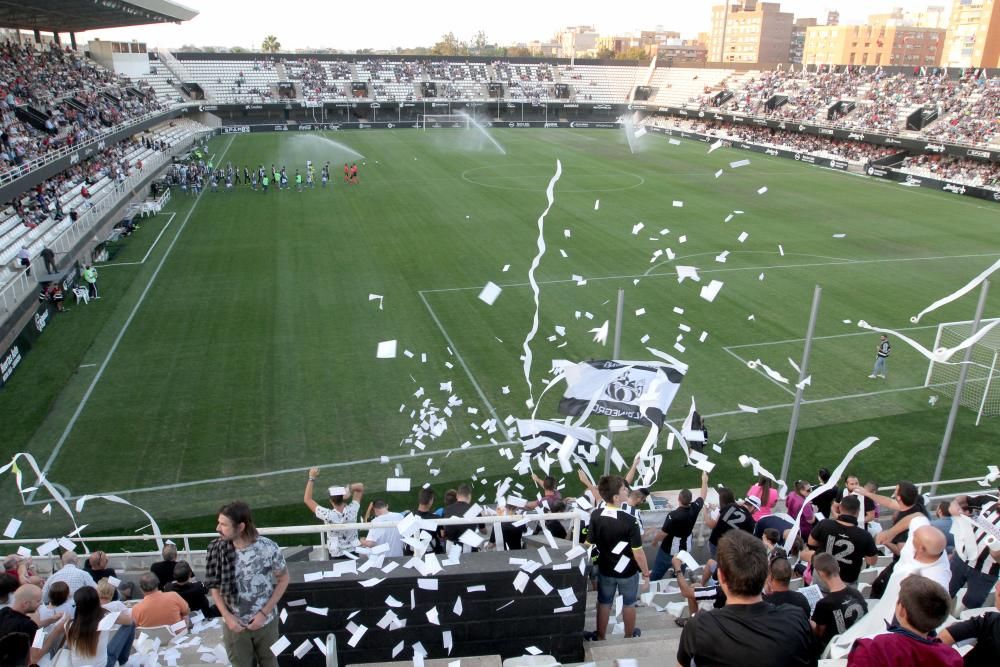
420;114;471;130
924;318;1000;425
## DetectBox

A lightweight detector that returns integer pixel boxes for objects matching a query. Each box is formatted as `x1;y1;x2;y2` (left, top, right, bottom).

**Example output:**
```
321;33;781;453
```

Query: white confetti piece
676;266;700;283
672;200;683;208
730;159;750;168
757;186;768;195
758;273;765;281
478;281;502;306
635;308;646;316
737;403;759;413
708;139;723;154
699;331;708;342
678;235;687;243
832;233;846;238
3;518;21;538
700;280;724;302
715;169;724;178
715;251;729;263
376;340;397;359
778;245;784;256
631;222;644;235
668;138;681;145
502;264;510;272
738;231;749;243
269;636;291;657
368;294;384;310
559;249;568;258
590;320;609;345
594;199;600;210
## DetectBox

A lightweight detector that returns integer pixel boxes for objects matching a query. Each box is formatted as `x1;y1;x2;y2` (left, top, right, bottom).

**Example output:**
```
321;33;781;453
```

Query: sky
78;1;949;51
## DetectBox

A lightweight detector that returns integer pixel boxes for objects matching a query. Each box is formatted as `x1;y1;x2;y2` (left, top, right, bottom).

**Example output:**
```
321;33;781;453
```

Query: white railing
0;512;583;572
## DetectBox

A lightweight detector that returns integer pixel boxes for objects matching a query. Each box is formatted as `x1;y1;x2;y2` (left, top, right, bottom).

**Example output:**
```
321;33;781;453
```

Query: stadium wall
279;551;586;666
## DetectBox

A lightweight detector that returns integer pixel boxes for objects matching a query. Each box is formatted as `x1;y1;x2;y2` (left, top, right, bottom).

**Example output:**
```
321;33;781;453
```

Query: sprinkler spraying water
456;111;507;155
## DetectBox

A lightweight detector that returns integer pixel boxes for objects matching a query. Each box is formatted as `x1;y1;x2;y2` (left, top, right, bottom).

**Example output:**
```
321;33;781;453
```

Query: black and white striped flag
556;359;685;427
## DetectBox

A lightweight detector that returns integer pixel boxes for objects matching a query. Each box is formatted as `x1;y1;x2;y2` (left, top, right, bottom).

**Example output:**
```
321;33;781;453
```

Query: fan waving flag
557;360;685;426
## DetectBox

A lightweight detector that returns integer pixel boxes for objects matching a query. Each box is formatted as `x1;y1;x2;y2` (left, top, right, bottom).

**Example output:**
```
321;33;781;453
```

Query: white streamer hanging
520;160;563;406
76;494;165;552
782;436;878;553
911;259;1000;323
2;453;84;543
857;319;1000;365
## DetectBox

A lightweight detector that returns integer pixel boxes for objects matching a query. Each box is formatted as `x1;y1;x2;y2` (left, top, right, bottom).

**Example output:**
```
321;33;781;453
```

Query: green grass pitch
2;127;999;537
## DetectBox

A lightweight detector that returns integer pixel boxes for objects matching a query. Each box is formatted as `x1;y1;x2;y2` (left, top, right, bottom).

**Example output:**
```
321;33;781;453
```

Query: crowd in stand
0;41;164;178
644;115;898;164
700;68;999;147
900;154;1000;191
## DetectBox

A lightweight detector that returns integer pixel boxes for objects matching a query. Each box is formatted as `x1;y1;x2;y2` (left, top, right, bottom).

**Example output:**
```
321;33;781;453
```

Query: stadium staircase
156;48;196;98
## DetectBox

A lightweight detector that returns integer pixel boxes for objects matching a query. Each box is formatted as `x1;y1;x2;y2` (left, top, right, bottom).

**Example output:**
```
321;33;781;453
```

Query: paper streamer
858;319;1000;366
75;494;165;552
1;453;84;543
737;455;786;498
747;359;790;384
782;437;878;553
911;259;1000;323
977;465;1000;488
520;160;563;406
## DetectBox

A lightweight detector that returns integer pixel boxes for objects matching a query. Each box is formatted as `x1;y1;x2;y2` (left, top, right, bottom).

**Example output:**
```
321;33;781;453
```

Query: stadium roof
0;0;197;33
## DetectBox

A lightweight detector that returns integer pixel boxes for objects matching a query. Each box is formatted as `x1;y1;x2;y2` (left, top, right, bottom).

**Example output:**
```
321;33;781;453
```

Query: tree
261;35;281;53
431;32;467;56
230;46;247;53
507;46;532;57
618;46;650;62
472;30;489;55
179;44;202;52
596;47;615;60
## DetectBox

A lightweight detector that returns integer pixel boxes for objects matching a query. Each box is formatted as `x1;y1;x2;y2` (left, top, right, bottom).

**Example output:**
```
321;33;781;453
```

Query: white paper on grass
594;199;600;210
700;280;724;302
757;186;768;195
832;233;846;238
635;308;646;316
672;200;683;207
730;159;750;168
738;231;749;243
368;294;383;310
715;169;724;178
676;266;700;283
478;282;502;305
737;403;759;413
386;478;411;492
376;340;397;359
631;222;644;235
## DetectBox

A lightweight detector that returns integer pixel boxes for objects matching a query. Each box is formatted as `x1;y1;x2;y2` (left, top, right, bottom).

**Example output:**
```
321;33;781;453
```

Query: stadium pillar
33;30;41;44
71;33;77;50
780;285;822;483
53;32;61;45
931;279;990;495
604;288;626;476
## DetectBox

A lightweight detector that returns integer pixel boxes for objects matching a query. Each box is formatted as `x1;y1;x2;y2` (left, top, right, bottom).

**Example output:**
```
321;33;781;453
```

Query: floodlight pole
780;285;822;484
931;279;990;495
604;288;626;476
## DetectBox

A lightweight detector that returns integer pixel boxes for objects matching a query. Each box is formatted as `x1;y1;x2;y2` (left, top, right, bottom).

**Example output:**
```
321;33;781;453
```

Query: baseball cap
741;495;762;510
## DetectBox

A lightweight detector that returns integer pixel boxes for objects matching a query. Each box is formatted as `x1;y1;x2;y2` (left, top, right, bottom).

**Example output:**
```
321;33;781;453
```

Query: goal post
419;114;471;130
924;318;1000;425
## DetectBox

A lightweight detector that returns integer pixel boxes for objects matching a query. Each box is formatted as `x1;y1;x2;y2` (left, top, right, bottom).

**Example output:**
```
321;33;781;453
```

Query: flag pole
931;279;989;495
780;285;822;483
604;288;626;476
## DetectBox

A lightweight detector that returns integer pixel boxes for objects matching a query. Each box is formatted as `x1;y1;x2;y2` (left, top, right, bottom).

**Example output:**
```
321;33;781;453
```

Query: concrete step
584;634;681;662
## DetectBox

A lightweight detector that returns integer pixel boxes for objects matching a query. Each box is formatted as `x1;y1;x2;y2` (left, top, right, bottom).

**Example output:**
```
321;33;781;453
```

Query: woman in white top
59;586;134;667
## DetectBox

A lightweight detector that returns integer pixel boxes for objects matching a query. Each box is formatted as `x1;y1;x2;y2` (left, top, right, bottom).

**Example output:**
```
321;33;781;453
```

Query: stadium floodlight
924;318;1000;425
419;114;472;130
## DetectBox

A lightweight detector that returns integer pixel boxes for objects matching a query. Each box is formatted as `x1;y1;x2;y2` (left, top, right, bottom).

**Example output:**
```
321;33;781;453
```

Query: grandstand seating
648;67;735;107
179;59;279;103
558;64;645;103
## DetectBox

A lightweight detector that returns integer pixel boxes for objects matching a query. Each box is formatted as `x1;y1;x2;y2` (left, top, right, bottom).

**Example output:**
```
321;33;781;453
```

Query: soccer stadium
0;0;999;664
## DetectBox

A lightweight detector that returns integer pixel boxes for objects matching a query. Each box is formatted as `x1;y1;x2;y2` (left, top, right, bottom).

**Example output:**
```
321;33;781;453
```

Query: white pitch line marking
100;212;177;267
418;290;501;425
30;136;236;497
